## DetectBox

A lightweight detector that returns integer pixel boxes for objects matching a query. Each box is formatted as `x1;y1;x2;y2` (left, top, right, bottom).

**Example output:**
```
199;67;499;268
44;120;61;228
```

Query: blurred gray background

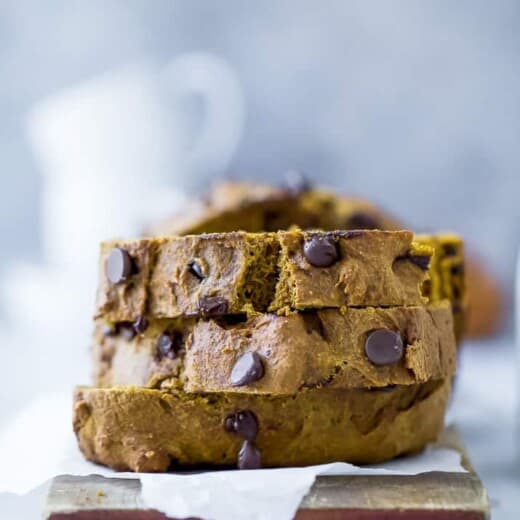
0;0;518;299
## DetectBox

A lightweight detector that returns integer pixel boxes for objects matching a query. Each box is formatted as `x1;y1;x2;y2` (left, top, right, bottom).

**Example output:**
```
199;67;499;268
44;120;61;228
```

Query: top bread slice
96;229;437;322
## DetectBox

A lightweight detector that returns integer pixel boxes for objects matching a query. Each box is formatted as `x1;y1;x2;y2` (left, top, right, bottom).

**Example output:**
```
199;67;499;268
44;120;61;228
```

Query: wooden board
44;428;489;520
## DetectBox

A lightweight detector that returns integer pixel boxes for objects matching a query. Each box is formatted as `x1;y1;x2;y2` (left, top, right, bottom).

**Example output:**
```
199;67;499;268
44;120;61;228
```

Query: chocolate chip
443;244;458;257
452;302;463;314
407;254;430;270
346;212;379;230
133;315;149;334
231;352;265;387
224;416;235;432
224;410;258;440
368;385;396;393
189;261;205;280
451;264;464;276
119;322;136;341
365;329;404;366
303;235;339;267
198;296;229;317
156;331;183;359
238;441;261;470
102;323;119;337
106;248;135;284
283;169;311;195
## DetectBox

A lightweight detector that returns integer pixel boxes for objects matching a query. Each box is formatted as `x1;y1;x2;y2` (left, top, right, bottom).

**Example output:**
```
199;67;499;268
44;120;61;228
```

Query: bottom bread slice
74;379;450;472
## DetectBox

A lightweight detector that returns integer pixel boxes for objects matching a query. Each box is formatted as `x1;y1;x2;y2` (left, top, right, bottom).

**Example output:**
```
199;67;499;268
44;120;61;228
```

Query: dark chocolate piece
346;212;380;230
406;254;431;270
364;329;404;366
106;248;135;284
198;296;229;318
133;315;149;334
230;352;265;387
119;322;136;341
224;410;258;441
102;323;119;337
189;261;205;281
238;441;262;470
303;235;339;267
443;244;458;257
156;331;183;360
450;264;464;276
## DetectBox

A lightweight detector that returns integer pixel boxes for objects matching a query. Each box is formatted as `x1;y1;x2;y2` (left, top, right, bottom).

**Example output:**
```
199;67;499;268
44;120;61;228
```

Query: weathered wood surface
44;428;489;520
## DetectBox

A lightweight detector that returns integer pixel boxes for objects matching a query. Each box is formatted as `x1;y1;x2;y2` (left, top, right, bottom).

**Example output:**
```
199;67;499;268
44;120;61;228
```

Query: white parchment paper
0;393;466;520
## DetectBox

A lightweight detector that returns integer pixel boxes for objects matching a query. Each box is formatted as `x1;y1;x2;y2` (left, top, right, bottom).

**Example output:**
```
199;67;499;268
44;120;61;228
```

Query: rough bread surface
74;379;450;472
96;230;434;321
94;303;456;393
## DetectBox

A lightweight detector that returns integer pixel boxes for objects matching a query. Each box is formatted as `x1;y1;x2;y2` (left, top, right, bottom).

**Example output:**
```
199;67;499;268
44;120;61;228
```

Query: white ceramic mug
26;52;244;269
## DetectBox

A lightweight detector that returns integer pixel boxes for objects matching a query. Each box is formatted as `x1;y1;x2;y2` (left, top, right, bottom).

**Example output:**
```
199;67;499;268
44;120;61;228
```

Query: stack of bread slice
73;181;464;472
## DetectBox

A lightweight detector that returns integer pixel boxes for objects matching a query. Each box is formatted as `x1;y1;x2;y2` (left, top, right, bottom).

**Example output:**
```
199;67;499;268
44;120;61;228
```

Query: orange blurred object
464;255;504;338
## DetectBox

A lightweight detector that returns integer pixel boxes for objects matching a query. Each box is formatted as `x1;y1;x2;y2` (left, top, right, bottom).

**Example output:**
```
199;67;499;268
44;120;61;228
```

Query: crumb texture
74;379;450;472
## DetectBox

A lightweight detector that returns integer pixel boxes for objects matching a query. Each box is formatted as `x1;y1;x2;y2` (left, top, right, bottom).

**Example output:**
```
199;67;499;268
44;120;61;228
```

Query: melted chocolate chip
198;296;229;317
238;441;262;470
407;254;431;270
303;235;339;267
133;315;149;334
189;261;205;280
365;329;404;366
119;322;136;341
231;352;265;387
106;248;135;284
283;169;311;195
156;331;183;359
224;410;258;440
346;212;380;230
